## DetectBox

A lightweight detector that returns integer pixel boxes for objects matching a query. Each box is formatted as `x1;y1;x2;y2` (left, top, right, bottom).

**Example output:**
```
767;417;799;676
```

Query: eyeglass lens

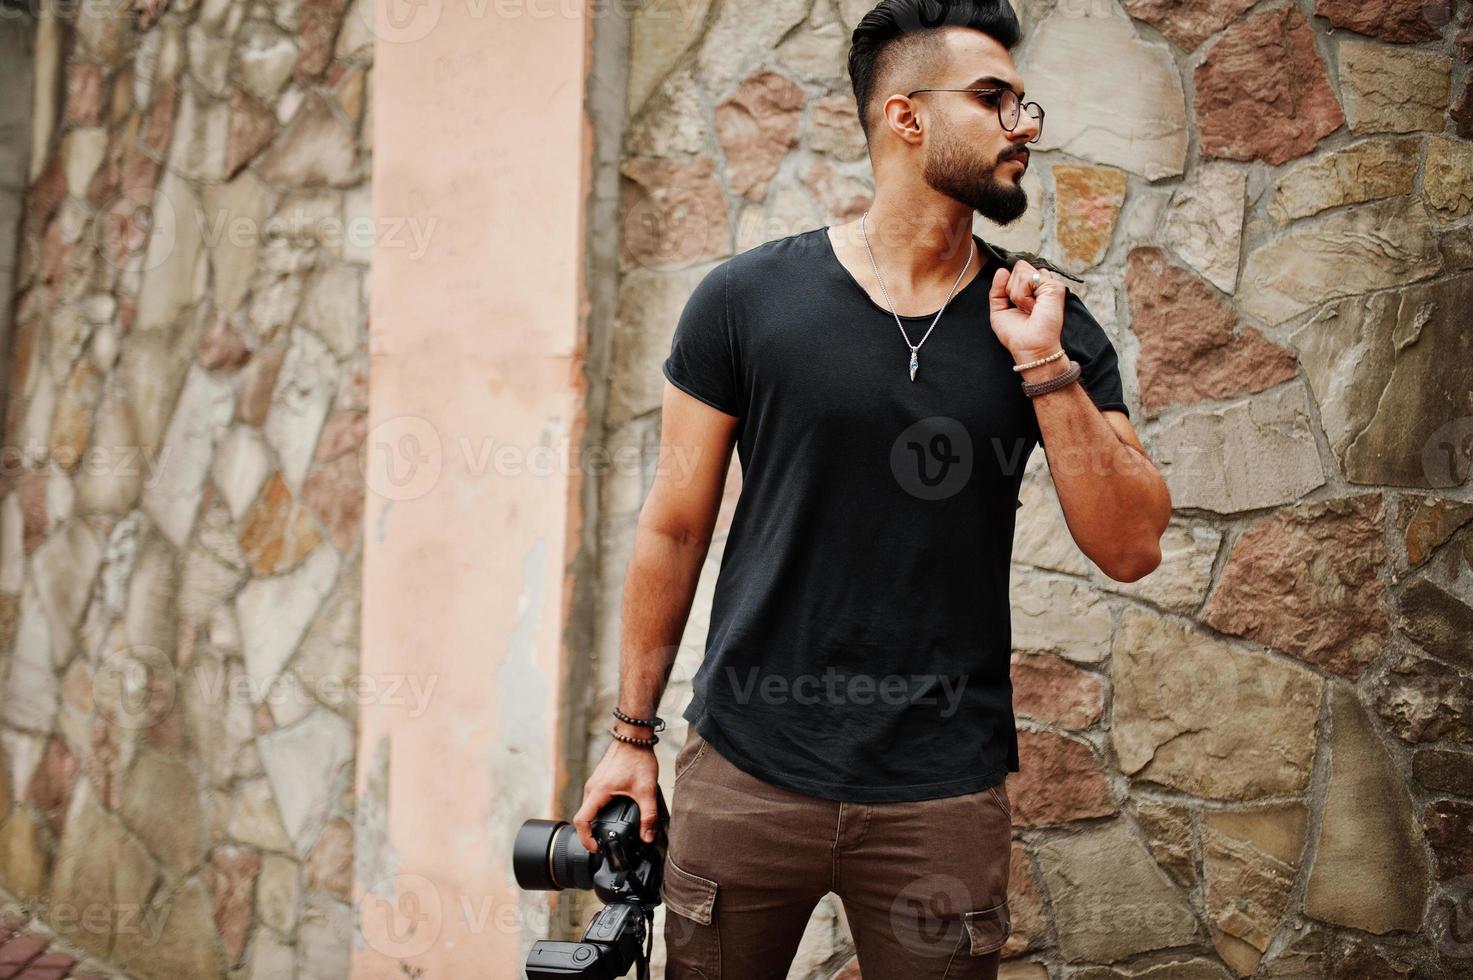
998;90;1043;140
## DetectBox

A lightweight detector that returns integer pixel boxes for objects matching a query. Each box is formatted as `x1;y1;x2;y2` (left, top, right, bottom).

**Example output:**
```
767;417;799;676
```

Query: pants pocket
661;854;721;979
673;729;709;783
986;778;1011;821
961;899;1011;955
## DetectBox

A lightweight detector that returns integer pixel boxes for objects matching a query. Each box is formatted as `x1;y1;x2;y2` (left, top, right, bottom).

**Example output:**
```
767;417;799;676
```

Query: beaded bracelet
1011;347;1066;372
612;707;665;732
1021;359;1081;398
610;726;659;747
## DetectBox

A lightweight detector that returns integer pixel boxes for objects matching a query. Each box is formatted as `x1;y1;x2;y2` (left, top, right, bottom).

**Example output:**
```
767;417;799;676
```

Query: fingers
640;789;658;843
573;788;606;853
1008;259;1037;311
576;775;660;851
991;262;1055;315
988;266;1012;315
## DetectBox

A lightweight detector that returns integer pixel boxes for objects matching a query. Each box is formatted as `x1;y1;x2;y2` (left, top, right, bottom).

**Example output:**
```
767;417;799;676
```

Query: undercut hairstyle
847;0;1023;146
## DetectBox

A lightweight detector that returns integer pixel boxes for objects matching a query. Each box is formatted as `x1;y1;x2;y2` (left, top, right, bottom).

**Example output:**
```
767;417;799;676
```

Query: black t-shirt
661;225;1128;803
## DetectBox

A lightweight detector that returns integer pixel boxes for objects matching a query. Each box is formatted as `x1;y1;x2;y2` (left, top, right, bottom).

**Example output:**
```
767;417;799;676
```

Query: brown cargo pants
660;727;1012;980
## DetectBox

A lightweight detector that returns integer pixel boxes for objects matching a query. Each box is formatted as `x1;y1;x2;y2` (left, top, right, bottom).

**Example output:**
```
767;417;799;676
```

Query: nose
1011;108;1041;144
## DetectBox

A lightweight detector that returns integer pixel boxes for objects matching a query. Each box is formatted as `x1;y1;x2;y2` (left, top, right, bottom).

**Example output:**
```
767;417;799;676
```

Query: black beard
922;123;1030;225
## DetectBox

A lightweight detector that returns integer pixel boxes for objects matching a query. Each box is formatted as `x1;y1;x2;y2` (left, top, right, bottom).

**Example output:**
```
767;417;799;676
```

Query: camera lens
512;819;598;891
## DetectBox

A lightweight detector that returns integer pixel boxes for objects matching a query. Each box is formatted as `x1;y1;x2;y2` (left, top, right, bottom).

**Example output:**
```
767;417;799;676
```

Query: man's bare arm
988;263;1169;583
616;381;739;726
1021;368;1171;581
572;379;739;851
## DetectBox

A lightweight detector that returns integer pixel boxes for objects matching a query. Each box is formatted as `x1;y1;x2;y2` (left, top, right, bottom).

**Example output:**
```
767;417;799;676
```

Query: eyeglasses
905;88;1045;143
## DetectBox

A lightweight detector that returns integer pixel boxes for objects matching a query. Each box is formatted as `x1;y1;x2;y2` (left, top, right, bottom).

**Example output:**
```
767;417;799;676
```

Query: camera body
513;787;670;979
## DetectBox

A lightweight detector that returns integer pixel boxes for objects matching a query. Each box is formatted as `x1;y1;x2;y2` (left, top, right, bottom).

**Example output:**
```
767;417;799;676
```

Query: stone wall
605;0;1473;977
0;0;372;976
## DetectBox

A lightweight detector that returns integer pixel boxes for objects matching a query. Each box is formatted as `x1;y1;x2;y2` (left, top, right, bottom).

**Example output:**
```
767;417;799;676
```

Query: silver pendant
909;349;918;381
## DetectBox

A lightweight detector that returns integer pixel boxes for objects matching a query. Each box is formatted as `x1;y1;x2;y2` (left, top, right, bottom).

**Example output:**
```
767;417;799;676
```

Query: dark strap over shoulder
976;237;1085;284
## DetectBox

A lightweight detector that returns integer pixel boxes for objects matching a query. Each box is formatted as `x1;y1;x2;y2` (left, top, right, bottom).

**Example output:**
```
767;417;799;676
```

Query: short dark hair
847;0;1023;145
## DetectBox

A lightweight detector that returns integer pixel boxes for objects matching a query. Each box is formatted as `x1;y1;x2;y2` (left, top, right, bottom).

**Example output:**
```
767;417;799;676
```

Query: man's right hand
573;736;661;854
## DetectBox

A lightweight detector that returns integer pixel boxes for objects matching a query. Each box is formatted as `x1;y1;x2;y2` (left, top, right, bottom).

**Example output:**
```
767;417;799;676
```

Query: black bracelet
1020;359;1081;398
612;706;665;732
610;726;659;747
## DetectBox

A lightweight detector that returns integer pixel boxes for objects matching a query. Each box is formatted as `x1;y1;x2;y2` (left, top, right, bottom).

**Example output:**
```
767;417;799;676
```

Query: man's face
913;35;1038;225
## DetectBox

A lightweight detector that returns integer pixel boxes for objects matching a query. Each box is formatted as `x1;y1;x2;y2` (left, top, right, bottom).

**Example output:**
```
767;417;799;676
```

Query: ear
881;92;925;147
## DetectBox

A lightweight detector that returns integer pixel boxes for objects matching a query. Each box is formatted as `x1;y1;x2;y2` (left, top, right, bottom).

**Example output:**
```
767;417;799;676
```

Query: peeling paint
353;734;397;952
374;499;394;544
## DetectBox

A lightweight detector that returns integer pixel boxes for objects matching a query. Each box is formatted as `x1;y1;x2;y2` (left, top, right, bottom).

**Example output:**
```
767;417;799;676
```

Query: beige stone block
1020;1;1188;179
1152;383;1325;514
1268;137;1420;224
1340;40;1451;134
1111;608;1322;799
1036;819;1199;962
1305;685;1429;932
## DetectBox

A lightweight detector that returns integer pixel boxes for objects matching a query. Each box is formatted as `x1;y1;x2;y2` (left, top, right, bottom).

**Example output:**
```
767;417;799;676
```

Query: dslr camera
513;785;670;979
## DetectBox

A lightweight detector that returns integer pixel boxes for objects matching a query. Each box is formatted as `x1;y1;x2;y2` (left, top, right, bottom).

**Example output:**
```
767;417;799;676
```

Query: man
575;0;1172;976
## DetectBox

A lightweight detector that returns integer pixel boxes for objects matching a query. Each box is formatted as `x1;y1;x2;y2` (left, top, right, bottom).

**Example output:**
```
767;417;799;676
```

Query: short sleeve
661;261;742;417
1036;287;1129;447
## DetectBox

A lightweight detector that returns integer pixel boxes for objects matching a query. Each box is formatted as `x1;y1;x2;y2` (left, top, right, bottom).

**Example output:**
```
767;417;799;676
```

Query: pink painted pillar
355;1;594;974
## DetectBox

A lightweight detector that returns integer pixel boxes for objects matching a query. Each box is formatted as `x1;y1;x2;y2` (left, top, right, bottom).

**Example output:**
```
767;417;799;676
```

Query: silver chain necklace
859;210;976;382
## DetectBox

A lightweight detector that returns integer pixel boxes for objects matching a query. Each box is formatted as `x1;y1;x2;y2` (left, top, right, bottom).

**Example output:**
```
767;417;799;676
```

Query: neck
846;192;977;293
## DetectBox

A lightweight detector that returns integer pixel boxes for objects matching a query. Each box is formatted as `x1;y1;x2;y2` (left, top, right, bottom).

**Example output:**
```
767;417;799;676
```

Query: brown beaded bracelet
610;726;659;747
1020;359;1081;398
612;706;665;732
